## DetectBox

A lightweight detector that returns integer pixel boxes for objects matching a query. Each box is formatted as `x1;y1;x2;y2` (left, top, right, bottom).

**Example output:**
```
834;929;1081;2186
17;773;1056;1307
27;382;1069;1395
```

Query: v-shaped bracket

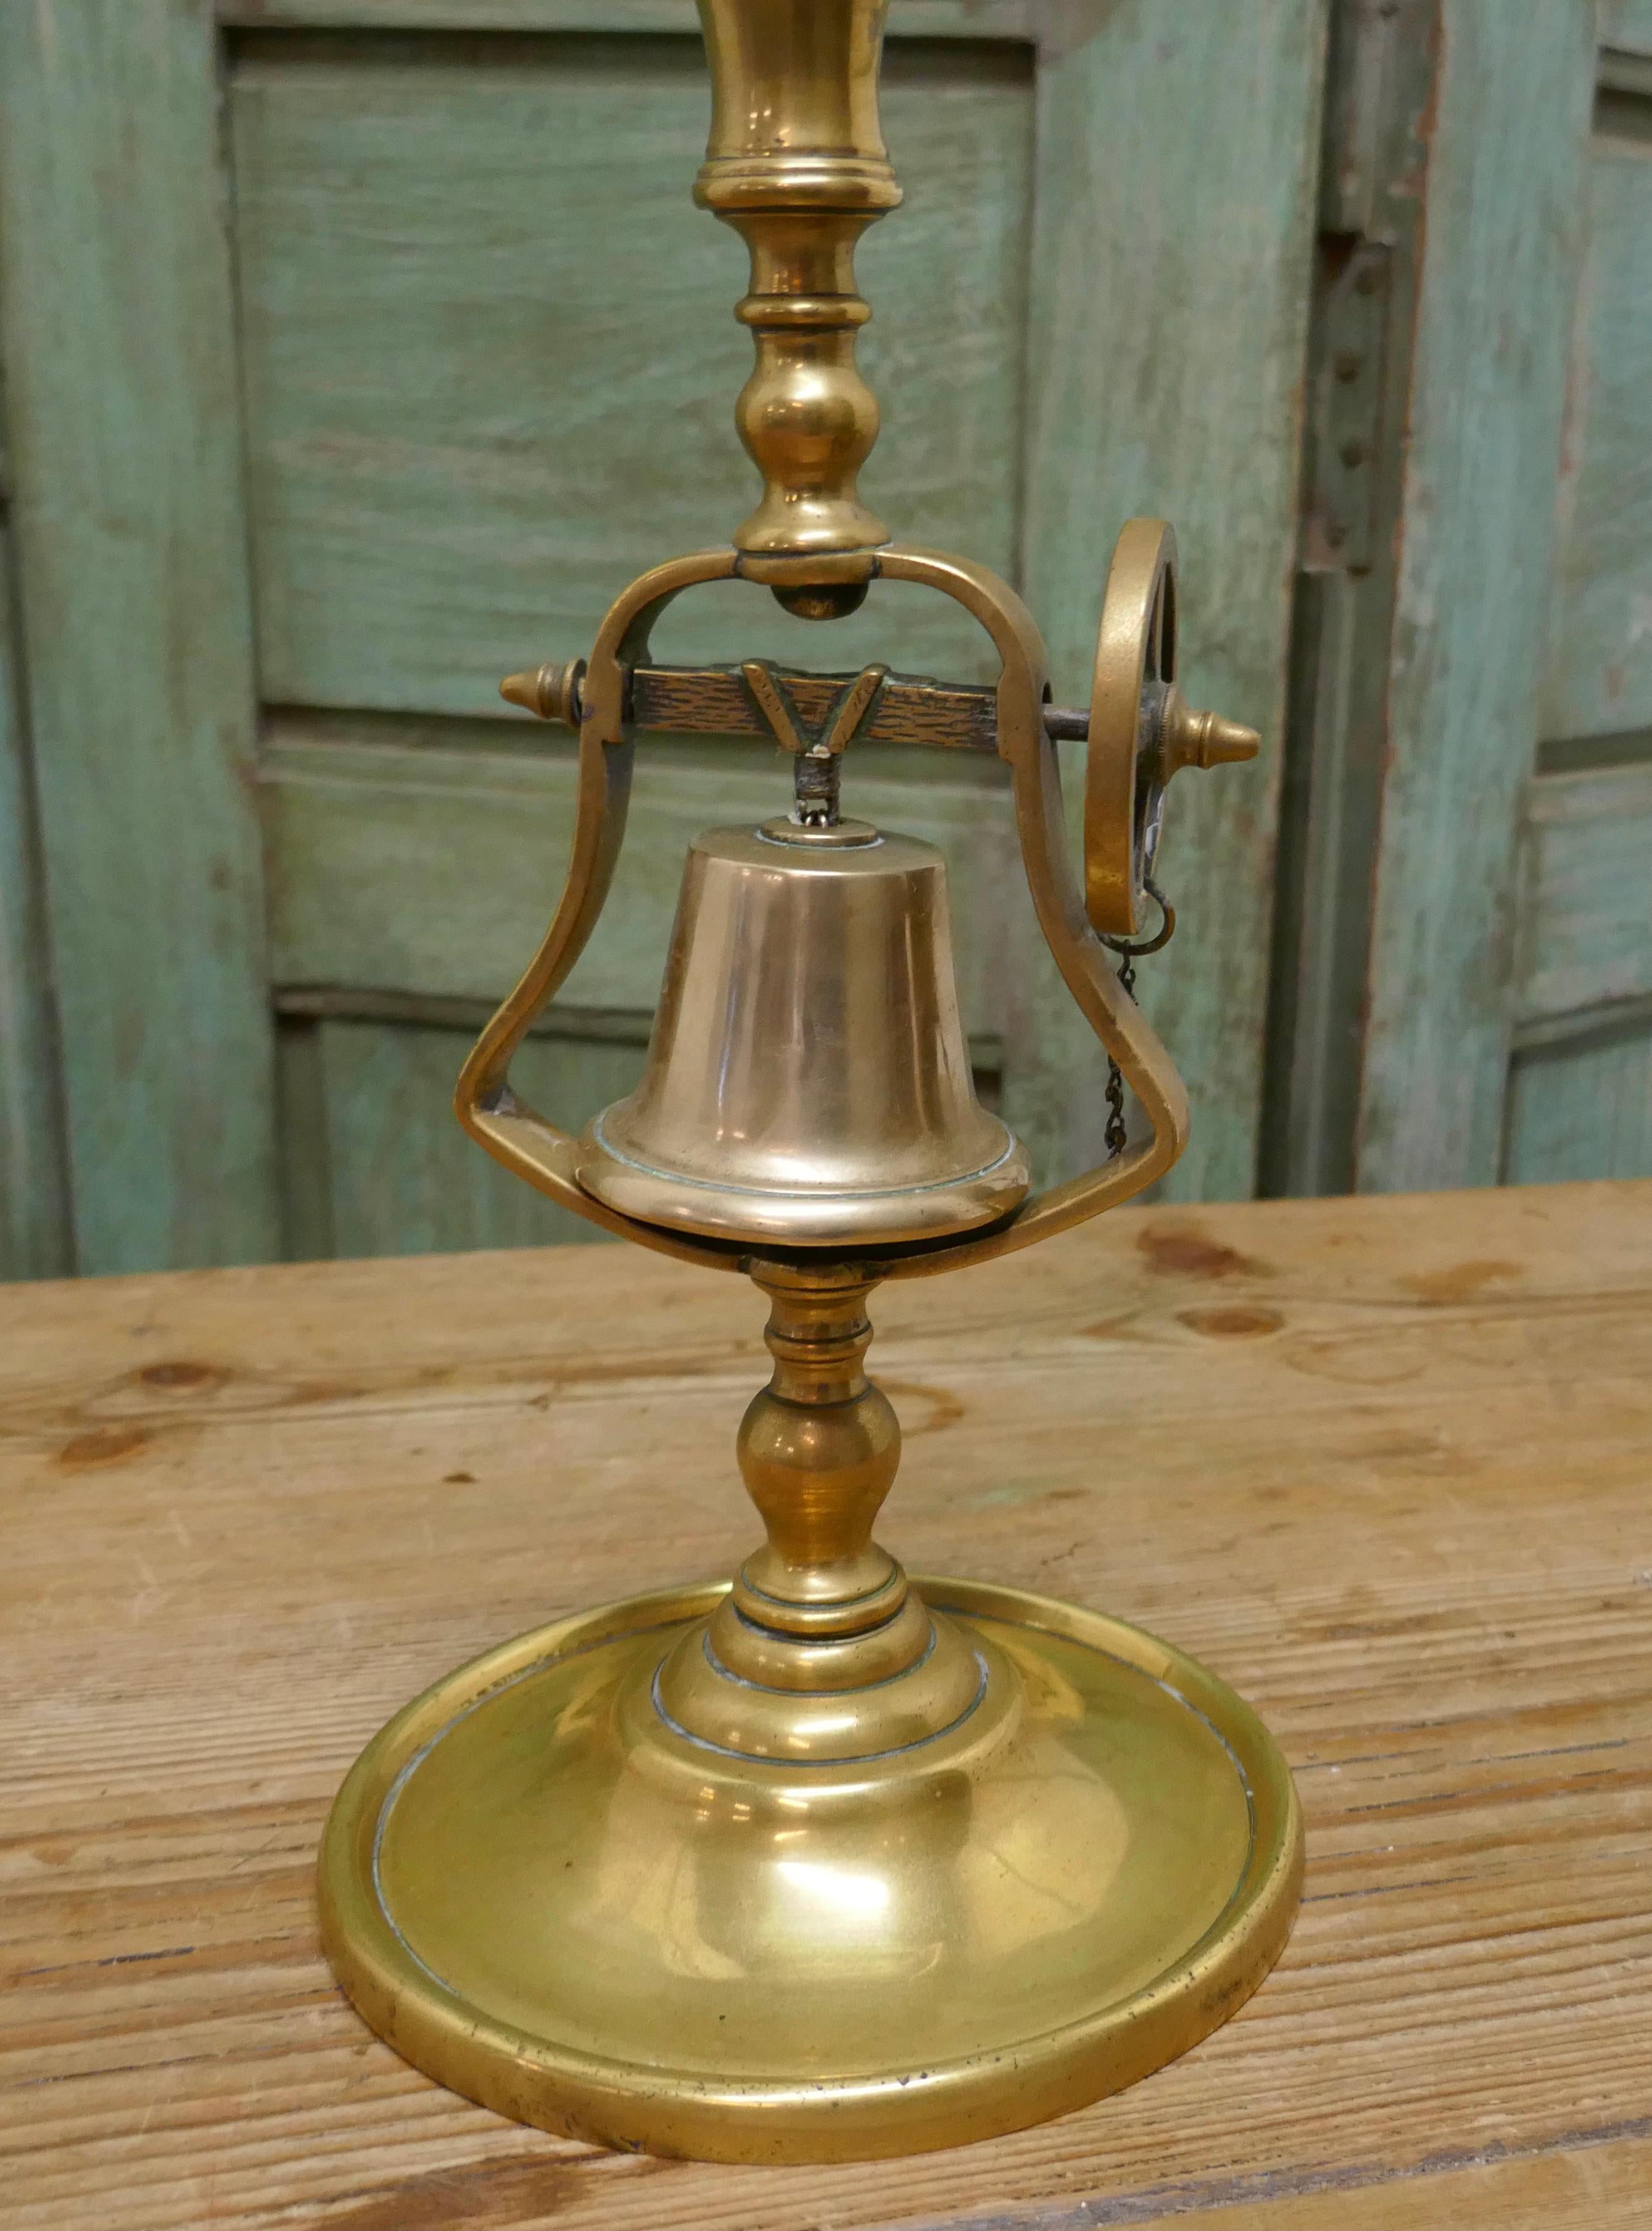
740;660;888;760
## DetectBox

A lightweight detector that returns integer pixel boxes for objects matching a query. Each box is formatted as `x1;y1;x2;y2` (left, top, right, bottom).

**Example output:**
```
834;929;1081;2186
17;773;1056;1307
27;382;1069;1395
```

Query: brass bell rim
580;1107;1018;1195
319;1575;1304;2165
576;1116;1031;1247
585;1106;1026;1201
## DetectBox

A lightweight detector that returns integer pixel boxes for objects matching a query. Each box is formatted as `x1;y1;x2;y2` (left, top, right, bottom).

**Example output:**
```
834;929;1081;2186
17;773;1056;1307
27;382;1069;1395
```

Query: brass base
320;1578;1302;2164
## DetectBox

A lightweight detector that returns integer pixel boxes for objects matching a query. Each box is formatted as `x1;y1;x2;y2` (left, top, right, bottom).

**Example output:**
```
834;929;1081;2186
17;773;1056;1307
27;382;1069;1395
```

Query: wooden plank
1600;0;1652;59
260;716;1022;1051
0;517;70;1278
1540;96;1652;745
1020;0;1328;1204
227;29;1033;717
2;1181;1651;2227
276;985;646;1038
1123;2134;1652;2231
304;1015;645;1255
1355;4;1596;1192
217;0;1039;35
1503;1015;1652;1185
272;1013;337;1261
0;0;281;1271
1513;761;1652;1025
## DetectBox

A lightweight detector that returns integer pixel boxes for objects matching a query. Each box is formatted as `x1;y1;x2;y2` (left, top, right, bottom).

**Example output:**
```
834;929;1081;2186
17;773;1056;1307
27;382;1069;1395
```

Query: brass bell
575;816;1030;1247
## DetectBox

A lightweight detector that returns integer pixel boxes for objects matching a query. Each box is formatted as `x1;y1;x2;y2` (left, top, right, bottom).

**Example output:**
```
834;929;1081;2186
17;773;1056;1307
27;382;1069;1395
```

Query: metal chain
1101;877;1175;1160
1103;957;1136;1159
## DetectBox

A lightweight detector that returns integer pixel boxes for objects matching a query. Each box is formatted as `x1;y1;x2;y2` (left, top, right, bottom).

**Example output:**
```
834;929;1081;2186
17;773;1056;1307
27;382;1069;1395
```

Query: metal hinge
1297;0;1425;576
1300;237;1390;576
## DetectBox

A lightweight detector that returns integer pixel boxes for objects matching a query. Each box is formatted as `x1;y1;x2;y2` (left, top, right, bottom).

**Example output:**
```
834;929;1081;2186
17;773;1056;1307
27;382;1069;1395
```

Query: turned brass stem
659;1260;985;1757
695;0;899;562
732;1267;906;1635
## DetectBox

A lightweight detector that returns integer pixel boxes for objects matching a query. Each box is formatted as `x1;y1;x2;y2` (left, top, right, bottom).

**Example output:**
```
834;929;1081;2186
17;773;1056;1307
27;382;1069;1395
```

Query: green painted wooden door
25;3;1648;1272
0;0;1326;1274
1270;0;1652;1195
1505;21;1652;1184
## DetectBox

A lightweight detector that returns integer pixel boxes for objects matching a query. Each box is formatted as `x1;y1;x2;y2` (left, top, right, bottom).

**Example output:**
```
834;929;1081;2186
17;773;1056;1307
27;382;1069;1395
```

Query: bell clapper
792;740;842;827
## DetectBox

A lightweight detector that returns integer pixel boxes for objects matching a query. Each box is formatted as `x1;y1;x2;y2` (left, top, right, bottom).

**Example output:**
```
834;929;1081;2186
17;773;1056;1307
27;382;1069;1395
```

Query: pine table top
4;1180;1650;2230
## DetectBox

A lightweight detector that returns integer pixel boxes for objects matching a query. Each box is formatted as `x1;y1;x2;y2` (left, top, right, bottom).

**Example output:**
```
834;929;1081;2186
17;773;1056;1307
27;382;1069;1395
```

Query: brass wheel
1083;519;1178;939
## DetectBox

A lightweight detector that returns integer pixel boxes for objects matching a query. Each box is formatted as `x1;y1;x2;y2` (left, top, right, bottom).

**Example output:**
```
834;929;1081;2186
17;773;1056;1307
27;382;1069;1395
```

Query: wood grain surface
3;1181;1650;2229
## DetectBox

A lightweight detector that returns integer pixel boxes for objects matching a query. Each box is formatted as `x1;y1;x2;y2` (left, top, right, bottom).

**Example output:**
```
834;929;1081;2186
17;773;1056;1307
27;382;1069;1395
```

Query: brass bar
632;662;999;751
504;654;1081;754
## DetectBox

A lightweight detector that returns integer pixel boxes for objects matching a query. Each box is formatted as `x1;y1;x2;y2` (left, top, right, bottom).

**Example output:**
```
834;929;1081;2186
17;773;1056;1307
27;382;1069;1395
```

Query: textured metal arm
454;550;749;1275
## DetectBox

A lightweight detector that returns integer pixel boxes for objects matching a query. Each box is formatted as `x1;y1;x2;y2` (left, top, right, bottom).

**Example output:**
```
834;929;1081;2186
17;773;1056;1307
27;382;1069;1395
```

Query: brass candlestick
320;0;1302;2166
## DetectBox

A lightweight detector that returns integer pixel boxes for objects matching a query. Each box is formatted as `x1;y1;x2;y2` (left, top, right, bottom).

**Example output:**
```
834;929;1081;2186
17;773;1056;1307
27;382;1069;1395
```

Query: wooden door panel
229;28;1033;711
1022;0;1327;1203
1505;1020;1652;1184
1515;763;1652;1030
278;1014;646;1256
1353;4;1596;1193
1507;758;1652;1185
0;526;67;1278
0;0;280;1275
262;725;1021;1032
1505;39;1652;1187
1540;62;1652;748
1604;0;1652;51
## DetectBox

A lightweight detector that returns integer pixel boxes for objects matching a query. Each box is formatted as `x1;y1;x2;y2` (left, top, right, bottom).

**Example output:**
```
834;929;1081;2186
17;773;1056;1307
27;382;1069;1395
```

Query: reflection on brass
322;0;1298;2169
576;820;1028;1246
323;1574;1301;2165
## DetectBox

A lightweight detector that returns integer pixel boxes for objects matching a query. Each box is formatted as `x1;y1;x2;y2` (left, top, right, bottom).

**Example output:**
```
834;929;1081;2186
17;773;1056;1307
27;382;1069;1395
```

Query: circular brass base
320;1580;1302;2164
